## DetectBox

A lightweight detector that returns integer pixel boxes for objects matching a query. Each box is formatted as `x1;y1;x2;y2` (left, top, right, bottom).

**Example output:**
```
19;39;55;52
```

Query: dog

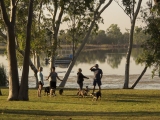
50;88;56;97
44;86;50;96
59;89;63;95
77;87;89;97
90;91;101;101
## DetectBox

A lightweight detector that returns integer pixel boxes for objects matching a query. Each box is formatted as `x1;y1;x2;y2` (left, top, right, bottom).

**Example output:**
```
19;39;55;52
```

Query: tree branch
114;0;131;18
0;0;10;26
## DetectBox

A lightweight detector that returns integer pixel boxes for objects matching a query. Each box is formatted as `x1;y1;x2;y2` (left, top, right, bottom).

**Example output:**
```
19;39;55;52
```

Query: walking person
77;68;89;93
46;66;62;96
37;67;44;97
90;64;103;93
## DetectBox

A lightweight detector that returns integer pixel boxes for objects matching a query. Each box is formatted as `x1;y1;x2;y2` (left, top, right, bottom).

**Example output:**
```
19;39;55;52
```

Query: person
90;64;103;93
77;68;89;92
37;67;44;97
46;66;62;95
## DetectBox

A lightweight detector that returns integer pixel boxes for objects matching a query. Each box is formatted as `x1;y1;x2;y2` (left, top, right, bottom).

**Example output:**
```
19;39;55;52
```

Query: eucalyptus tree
59;0;113;87
115;0;142;89
106;24;123;44
130;0;160;89
89;30;107;44
0;0;34;100
133;26;150;45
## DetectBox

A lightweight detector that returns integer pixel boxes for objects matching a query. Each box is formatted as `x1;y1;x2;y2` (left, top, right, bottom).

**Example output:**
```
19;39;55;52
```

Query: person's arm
90;65;96;71
90;65;95;70
100;70;103;79
57;73;63;81
82;73;89;79
46;73;51;80
41;73;44;85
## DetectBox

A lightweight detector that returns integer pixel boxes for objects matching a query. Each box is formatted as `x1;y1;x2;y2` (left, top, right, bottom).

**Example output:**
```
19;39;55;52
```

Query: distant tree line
58;24;150;46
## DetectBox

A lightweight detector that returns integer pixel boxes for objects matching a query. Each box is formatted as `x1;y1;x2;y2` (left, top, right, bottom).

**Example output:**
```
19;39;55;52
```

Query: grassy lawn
0;88;160;120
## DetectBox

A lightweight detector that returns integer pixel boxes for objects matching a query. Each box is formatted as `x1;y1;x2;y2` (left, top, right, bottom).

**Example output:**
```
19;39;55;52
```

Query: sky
98;0;148;33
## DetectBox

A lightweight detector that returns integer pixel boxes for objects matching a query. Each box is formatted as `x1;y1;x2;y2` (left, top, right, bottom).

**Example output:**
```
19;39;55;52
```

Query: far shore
0;44;140;51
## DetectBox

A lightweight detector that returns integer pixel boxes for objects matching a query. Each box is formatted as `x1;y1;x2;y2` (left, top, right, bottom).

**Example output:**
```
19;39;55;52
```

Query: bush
0;64;7;86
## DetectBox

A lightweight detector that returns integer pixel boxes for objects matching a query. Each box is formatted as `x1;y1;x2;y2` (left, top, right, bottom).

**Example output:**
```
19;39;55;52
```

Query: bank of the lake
28;74;160;89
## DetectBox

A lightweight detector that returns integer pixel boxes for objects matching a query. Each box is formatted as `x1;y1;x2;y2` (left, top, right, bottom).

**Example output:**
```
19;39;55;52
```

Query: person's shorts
50;81;56;89
93;79;101;86
38;81;43;85
78;82;83;90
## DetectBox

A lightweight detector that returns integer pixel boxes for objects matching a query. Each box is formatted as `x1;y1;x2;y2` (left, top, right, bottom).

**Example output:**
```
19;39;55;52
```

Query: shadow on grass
1;109;160;117
116;99;150;103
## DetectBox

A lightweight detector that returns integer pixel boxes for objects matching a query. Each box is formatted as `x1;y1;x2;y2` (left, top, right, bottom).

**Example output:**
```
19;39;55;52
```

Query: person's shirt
37;71;44;84
49;72;58;82
90;68;103;80
77;72;88;83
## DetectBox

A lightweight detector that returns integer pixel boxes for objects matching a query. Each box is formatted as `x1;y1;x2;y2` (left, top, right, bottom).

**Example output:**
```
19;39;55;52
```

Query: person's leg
38;84;42;97
53;82;56;95
98;80;102;92
80;83;84;96
93;80;96;93
98;85;101;92
37;85;40;97
50;81;54;96
80;83;83;91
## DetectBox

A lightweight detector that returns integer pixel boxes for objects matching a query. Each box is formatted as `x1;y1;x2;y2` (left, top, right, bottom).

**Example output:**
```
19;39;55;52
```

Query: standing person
90;64;103;93
77;68;89;93
46;66;62;95
37;67;44;97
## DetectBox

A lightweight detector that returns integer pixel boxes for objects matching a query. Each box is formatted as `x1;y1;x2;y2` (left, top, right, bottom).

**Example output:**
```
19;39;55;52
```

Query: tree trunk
36;54;40;69
123;0;142;89
59;21;96;87
7;27;20;100
0;89;2;96
18;0;33;100
123;27;134;89
0;0;20;100
17;49;38;87
130;66;148;89
35;53;40;88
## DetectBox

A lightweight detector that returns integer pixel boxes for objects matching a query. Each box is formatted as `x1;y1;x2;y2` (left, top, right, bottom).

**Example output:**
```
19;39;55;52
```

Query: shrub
0;64;7;86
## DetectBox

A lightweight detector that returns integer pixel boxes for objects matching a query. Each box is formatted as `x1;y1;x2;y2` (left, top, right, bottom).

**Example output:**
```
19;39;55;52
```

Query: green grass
0;88;160;120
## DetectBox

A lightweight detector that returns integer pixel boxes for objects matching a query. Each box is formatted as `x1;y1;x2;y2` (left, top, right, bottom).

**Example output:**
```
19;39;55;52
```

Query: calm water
1;48;159;89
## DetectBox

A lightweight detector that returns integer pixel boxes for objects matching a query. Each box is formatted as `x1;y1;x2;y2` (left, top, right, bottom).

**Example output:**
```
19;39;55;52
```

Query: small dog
50;88;56;97
44;86;50;96
59;89;63;95
77;86;89;97
90;91;101;101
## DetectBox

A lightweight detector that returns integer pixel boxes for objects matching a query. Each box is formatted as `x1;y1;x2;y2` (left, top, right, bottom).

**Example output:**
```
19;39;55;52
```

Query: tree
18;0;34;100
95;30;107;44
59;0;113;87
106;24;123;44
130;0;160;88
0;0;34;100
115;0;142;89
133;26;150;45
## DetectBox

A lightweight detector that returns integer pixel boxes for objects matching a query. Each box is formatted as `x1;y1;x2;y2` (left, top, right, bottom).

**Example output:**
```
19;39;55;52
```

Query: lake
1;48;160;89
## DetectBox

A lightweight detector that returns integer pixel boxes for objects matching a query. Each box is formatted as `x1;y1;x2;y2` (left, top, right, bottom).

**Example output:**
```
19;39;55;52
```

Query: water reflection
1;48;158;89
0;48;150;76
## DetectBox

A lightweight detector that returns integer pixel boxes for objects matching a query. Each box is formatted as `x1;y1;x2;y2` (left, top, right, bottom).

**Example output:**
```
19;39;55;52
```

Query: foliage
133;26;150;45
137;2;160;77
122;0;136;15
0;64;7;86
106;24;123;44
